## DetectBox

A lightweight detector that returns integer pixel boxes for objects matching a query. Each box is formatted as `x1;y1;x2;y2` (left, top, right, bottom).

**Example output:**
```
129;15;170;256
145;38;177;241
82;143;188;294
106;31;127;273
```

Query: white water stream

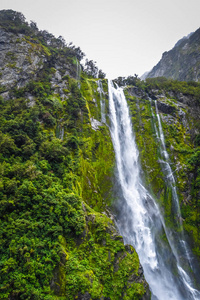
108;80;200;300
97;79;106;123
76;58;81;88
153;100;196;272
154;100;182;226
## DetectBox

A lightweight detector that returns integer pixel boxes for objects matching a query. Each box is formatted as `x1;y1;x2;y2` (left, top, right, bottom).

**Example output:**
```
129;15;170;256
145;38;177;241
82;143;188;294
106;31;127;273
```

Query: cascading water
154;100;181;226
108;80;200;300
97;79;106;123
76;58;81;88
153;99;200;291
152;100;197;268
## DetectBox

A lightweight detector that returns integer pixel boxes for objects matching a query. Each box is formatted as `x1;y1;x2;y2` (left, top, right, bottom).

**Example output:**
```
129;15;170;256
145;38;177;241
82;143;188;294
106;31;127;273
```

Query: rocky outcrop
156;100;176;115
0;28;46;93
126;86;146;99
126;81;200;276
0;10;150;300
146;27;200;82
0;26;77;101
90;117;103;130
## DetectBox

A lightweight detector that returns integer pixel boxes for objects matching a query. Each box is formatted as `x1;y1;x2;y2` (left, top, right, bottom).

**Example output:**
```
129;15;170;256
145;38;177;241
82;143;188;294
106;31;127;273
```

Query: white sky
1;0;200;79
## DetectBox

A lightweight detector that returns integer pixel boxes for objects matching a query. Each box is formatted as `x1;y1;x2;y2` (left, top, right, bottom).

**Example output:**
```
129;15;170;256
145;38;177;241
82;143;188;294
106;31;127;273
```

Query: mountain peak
145;27;200;82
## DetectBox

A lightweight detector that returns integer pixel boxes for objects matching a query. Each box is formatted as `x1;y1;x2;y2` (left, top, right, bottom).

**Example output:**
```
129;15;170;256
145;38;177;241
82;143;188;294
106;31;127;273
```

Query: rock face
0;10;150;300
0;20;77;101
0;28;46;92
156;99;176;115
125;80;200;276
90;117;103;130
146;27;200;82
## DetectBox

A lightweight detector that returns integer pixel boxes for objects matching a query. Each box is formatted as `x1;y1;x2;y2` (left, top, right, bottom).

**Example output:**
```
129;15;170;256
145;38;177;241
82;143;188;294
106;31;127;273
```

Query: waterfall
153;99;199;285
76;58;81;88
56;124;64;140
97;79;106;123
154;100;182;227
108;80;200;300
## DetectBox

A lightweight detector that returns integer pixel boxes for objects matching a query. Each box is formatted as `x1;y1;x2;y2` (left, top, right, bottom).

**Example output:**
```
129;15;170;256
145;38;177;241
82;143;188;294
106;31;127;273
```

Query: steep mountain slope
116;76;200;268
1;9;200;300
0;10;149;300
146;28;200;82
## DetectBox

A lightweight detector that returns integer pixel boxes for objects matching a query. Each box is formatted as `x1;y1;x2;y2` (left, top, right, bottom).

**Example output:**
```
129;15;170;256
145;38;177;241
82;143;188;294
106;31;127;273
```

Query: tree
30;20;38;31
84;59;98;77
0;10;26;24
57;35;66;48
98;69;106;79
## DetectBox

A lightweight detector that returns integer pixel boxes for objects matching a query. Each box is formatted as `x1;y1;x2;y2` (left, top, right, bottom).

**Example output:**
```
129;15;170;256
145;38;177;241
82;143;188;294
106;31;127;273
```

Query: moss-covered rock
124;79;200;261
50;203;149;300
0;11;150;299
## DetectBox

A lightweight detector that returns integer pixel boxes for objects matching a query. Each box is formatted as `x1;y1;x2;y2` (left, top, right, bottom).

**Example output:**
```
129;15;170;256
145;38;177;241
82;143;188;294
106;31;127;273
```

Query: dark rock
50;268;61;295
125;244;134;254
126;87;146;98
157;100;176;114
77;292;91;300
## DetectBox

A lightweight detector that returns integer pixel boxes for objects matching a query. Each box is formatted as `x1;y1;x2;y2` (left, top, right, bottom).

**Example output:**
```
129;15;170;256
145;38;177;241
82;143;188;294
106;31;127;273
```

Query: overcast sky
1;0;200;79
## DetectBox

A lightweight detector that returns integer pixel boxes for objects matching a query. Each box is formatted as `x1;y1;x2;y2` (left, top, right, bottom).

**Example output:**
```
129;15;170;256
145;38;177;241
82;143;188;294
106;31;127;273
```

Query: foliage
124;92;165;198
98;69;106;79
144;77;200;101
0;19;148;298
0;9;85;64
0;10;29;34
0;84;87;298
114;75;140;87
52;205;146;300
84;59;99;78
124;78;200;258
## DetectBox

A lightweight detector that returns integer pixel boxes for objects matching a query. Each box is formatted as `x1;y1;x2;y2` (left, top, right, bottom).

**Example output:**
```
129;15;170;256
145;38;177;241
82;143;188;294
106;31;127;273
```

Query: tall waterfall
108;80;200;300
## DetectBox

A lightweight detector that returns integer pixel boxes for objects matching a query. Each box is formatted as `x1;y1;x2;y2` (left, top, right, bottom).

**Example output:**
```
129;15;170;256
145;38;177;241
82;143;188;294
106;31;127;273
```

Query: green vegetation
2;8;200;298
0;80;85;298
0;75;147;299
144;77;200;102
124;91;172;230
124;77;200;257
52;204;146;300
0;11;148;298
0;9;85;63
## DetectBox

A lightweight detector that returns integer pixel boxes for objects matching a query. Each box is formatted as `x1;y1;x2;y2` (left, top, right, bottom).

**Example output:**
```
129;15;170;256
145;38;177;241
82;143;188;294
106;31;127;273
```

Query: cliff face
0;10;149;300
146;28;200;82
123;77;200;263
0;28;45;93
1;9;200;299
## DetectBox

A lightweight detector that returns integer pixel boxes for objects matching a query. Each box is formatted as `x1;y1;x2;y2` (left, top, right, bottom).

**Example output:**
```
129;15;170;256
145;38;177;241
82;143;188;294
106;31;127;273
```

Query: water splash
108;80;200;300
